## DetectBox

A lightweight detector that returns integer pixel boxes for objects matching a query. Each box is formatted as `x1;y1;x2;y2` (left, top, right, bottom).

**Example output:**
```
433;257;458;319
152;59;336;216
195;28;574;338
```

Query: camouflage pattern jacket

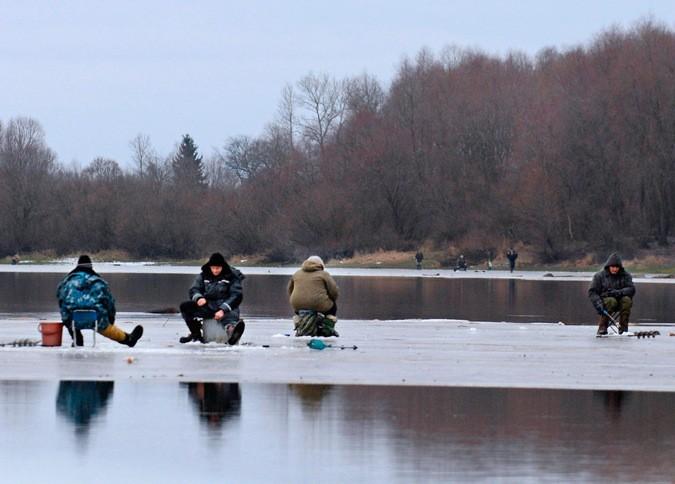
56;269;116;329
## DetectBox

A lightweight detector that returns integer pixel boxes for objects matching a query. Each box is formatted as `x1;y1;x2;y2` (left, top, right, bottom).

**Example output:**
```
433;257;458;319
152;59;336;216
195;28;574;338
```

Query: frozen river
2;265;674;482
1;317;674;391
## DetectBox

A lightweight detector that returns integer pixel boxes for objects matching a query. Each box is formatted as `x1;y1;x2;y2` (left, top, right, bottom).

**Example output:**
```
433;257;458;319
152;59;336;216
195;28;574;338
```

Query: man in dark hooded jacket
179;253;245;345
588;253;636;335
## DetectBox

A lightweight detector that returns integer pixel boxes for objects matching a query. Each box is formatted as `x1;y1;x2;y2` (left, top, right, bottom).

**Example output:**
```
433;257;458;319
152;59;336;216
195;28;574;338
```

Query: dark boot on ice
123;325;144;347
596;314;609;336
619;314;629;335
179;318;204;344
66;325;84;346
226;319;245;345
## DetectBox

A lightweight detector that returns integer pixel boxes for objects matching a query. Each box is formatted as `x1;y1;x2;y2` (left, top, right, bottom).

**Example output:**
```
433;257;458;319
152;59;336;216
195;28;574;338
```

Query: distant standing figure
588;253;635;335
415;251;424;270
506;248;518;273
11;253;19;265
288;256;339;336
179;252;245;345
454;254;467;272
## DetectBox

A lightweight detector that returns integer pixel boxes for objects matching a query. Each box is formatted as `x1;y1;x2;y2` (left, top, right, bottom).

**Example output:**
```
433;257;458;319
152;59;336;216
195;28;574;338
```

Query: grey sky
2;0;674;167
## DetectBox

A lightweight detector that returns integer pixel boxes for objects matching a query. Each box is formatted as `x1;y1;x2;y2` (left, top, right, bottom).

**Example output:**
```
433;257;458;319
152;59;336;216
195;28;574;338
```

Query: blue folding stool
71;309;99;347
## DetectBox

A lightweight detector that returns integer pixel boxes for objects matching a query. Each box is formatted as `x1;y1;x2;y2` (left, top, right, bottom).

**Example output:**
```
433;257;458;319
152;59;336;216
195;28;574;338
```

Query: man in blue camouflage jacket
57;255;143;346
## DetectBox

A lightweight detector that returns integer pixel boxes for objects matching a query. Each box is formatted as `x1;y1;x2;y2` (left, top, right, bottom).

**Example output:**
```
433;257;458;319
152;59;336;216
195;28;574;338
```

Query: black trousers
180;300;240;330
180;300;217;322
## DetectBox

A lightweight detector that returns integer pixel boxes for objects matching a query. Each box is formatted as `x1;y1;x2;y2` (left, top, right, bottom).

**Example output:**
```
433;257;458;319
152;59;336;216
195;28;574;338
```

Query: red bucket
37;321;64;347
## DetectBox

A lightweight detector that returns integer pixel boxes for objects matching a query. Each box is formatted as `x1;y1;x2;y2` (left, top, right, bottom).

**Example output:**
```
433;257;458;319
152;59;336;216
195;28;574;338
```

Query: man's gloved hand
594;300;605;315
606;289;621;298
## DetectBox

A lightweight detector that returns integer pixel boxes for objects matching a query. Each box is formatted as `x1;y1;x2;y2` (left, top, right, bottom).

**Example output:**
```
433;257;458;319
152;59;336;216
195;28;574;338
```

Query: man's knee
603;297;619;311
179;301;194;314
620;296;632;311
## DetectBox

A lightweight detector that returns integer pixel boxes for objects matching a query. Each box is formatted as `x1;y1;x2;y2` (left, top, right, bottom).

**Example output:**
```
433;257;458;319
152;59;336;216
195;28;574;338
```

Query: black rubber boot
124;325;144;347
179;319;204;344
619;314;629;334
66;325;84;346
227;320;245;345
596;315;609;336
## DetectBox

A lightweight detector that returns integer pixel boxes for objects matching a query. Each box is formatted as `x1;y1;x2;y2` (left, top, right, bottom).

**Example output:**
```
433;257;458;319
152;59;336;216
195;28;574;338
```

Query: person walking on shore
179;253;245;345
588;253;636;335
506;248;518;273
415;251;424;270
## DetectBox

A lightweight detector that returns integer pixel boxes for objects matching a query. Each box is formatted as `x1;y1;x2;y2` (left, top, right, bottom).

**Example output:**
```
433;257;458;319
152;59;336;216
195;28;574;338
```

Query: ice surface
1;316;674;391
1;263;673;283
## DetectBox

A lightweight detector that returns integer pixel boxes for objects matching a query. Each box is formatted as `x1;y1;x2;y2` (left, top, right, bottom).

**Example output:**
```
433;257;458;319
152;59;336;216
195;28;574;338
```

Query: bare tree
129;133;157;177
0;117;57;252
297;72;346;157
83;157;123;181
277;83;298;150
344;73;384;114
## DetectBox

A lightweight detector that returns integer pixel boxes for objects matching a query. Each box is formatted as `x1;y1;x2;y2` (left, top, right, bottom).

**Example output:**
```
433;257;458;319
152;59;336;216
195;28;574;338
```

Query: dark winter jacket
588;253;636;308
189;262;244;313
56;267;116;329
288;258;339;313
506;250;518;262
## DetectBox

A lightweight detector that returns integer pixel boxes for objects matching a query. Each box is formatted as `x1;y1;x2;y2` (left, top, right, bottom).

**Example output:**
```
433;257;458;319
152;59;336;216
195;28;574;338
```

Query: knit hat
207;252;226;267
76;254;92;268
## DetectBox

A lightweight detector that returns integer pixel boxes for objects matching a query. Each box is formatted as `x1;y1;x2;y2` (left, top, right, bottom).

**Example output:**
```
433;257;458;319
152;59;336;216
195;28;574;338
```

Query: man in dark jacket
588;253;636;335
179;253;245;345
506;248;518;273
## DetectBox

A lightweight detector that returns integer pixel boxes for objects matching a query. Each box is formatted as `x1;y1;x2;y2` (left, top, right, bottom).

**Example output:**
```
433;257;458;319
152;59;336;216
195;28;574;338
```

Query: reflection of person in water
185;382;241;430
288;384;332;413
593;390;628;423
56;381;114;437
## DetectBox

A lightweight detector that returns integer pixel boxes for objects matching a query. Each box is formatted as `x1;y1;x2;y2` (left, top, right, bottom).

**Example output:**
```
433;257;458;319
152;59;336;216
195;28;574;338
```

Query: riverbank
3;247;674;275
1;263;674;284
1;317;674;392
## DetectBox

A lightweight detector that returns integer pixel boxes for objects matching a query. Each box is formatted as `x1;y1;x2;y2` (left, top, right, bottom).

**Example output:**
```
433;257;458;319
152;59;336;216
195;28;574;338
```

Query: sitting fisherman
179;252;245;345
56;255;143;346
288;256;339;337
588;252;636;335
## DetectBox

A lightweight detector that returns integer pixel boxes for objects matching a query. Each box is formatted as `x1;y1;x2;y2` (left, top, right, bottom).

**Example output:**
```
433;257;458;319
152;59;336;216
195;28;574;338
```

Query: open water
1;381;674;483
0;272;673;324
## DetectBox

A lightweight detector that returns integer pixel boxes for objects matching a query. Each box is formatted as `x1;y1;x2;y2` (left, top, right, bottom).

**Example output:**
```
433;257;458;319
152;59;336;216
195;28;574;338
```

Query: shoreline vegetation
1;22;674;269
3;247;674;276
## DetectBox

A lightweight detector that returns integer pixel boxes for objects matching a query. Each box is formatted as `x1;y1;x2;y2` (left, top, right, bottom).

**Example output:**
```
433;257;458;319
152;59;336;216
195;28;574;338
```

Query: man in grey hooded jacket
588;253;636;335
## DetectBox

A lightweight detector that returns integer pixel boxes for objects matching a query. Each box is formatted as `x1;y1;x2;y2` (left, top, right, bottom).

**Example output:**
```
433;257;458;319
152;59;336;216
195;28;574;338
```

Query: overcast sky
2;0;674;167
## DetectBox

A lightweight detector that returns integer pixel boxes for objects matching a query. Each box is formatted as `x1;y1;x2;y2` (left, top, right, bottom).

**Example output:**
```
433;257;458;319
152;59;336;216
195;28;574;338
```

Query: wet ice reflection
0;382;674;482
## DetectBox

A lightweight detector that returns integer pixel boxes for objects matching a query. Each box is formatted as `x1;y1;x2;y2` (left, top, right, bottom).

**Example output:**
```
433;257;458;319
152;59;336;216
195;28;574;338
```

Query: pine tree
171;134;206;188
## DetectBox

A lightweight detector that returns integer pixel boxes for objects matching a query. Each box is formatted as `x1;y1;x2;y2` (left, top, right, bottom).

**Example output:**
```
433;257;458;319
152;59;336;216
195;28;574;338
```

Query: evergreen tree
171;134;206;188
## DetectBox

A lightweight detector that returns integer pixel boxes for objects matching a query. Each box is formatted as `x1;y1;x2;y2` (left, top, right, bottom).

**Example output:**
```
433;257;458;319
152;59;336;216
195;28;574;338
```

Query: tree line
0;21;673;262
